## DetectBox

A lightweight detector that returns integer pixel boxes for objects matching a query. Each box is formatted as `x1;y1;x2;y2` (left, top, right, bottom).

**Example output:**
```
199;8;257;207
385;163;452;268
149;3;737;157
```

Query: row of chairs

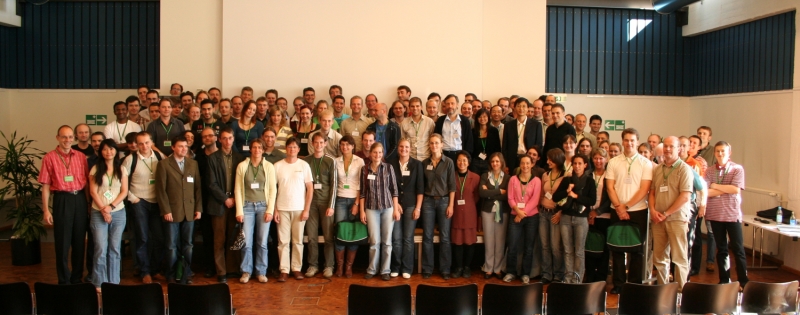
0;282;235;315
348;280;800;315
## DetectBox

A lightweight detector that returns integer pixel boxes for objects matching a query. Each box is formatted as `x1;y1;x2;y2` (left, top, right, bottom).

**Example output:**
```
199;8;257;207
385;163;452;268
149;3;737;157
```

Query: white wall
683;0;798;36
160;0;222;93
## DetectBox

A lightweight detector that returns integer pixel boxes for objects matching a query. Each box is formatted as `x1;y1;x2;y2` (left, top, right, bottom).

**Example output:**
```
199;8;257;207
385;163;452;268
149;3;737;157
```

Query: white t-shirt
605;153;653;211
274;159;314;211
103;120;142;144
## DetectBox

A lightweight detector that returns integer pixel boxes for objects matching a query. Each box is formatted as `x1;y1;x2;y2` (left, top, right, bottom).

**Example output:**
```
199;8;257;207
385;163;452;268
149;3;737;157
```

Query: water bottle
790;211;797;226
776;206;783;224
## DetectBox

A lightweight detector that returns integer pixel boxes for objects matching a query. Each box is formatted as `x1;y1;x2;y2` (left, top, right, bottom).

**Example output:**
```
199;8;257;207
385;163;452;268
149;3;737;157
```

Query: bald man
366;102;401;161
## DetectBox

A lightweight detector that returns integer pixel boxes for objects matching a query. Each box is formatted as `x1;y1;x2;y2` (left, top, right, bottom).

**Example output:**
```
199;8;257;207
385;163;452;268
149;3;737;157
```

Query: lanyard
116;121;127;143
457;173;467;199
519;174;530;198
161;121;173;135
343;157;352;183
105;172;114;186
593;171;604;190
564;162;572;175
142;156;154;174
314;157;323;181
413;119;422;137
248;162;262;182
491;171;502;189
662;160;679;182
548;170;561;188
57;151;72;173
626;153;639;175
480;138;487;153
716;164;730;184
242;123;253;144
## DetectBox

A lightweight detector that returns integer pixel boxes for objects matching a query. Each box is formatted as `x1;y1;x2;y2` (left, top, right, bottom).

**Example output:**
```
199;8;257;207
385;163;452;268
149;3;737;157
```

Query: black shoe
442;273;451;280
364;273;374;280
531;274;543;280
217;275;227;283
610;287;621;294
204;270;215;278
462;267;471;278
495;272;505;280
422;273;432;279
452;268;463;278
689;269;699;276
185;276;194;284
381;274;391;281
484;273;493;279
541;278;552;284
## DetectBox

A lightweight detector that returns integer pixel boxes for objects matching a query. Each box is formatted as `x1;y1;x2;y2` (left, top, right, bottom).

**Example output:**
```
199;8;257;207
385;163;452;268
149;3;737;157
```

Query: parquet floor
2;241;798;315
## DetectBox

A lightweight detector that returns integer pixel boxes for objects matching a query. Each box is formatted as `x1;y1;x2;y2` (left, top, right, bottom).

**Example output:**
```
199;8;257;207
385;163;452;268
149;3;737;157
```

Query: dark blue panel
564;7;574;93
547;7;557;92
115;2;124;89
579;8;589;94
588;9;597;94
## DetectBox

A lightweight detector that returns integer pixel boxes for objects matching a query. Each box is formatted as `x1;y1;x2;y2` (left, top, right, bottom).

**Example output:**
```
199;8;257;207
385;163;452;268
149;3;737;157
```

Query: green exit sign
604;120;625;131
86;115;108;126
553;95;567;102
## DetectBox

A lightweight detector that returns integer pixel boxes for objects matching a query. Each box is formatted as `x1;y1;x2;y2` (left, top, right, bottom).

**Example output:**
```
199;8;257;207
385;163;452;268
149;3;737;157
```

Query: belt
425;195;447;200
53;190;81;195
540;206;557;212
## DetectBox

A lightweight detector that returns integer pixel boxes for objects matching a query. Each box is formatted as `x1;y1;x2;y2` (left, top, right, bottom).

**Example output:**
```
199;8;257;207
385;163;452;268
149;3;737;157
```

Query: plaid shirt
38;147;89;191
704;161;745;222
359;161;398;210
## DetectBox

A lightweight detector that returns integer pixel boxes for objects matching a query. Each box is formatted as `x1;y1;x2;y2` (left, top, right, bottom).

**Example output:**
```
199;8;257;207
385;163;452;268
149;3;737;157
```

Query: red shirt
38;147;89;191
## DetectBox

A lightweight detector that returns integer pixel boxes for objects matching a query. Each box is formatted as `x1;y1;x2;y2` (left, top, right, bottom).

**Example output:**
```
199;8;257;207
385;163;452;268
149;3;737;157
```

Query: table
742;214;800;269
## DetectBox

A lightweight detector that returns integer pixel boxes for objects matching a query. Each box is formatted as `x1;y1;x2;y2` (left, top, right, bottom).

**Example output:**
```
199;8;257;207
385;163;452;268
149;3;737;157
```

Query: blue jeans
421;196;452;274
391;206;418;274
334;197;359;251
131;200;164;276
366;208;395;275
90;209;126;288
539;210;564;281
506;214;539;277
241;201;271;276
164;219;195;280
560;214;589;283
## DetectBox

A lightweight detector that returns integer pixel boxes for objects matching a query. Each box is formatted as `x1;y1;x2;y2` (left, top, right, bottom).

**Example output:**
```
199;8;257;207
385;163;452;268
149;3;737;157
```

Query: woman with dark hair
565;113;575;125
540;148;566;284
584;148;612;282
292;105;319;158
232;100;265;157
88;139;129;292
562;134;577;176
359;143;400;281
553;153;596;283
503;155;541;284
577;137;594;172
479;152;510;279
333;135;365;278
388;138;424;279
470;108;501;176
451;150;480;278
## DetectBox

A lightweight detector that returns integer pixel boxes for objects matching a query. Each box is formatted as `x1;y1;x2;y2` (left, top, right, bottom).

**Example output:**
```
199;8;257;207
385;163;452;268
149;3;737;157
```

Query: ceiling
547;0;655;10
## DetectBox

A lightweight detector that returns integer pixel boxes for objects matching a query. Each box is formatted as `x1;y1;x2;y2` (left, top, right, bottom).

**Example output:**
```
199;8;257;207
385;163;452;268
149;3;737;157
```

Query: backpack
606;221;643;252
585;227;606;256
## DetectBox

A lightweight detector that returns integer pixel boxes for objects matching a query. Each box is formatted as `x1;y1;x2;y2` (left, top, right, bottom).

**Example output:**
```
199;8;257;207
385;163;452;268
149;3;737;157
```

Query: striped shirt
274;126;293;153
359;161;398;210
38;148;89;191
704;161;745;222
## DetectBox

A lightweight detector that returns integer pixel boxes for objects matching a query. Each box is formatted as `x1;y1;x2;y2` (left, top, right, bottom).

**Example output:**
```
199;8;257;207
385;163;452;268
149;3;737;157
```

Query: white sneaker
390;272;399;277
305;266;318;278
503;274;515;283
240;273;250;284
521;275;530;284
402;273;411;279
323;267;334;279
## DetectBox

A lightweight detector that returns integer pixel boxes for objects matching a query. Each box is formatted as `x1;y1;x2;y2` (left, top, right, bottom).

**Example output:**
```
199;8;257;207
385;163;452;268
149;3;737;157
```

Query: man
340;96;373;153
39;125;90;285
400;97;434;161
356;130;376;160
648;136;693;289
179;92;194;123
104;101;142;145
425;99;440;121
647;134;662;152
72;123;95;157
146;90;160;111
303;87;316;107
499;97;515;124
208;87;222;106
146;98;186;156
502;97;544;172
464;93;477;104
219;98;237;127
542;102;554;126
427;92;441;104
331;95;350;126
678;136;710;277
170;83;183;96
606;128;653;294
434;94;474;162
397;85;411;101
460;102;474;127
704;141;748;287
231;96;244;120
589;114;603;137
531;99;545;130
241;86;254;104
124;131;166;284
171;101;187;124
471;100;482;118
137;85;149;107
365;94;378;118
696;126;716;168
262;128;287;164
148;103;160;122
542;103;576;167
255;96;270;126
266;89;279;107
127;96;149;130
489;105;505;145
88;132;105;169
597;131;610;144
303;133;338;279
274;138;315;281
156;135;202;283
191;100;224;140
204;128;245;283
366;102;402;161
308;112;343;157
482;100;492;110
574;114;597;148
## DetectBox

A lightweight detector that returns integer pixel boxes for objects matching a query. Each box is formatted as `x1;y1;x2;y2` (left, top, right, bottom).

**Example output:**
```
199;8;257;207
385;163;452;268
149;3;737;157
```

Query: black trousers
610;209;648;288
584;217;611;283
52;192;88;284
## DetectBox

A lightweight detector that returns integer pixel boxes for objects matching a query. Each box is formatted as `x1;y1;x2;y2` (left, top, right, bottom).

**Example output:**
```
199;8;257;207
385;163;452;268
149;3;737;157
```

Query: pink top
508;175;541;217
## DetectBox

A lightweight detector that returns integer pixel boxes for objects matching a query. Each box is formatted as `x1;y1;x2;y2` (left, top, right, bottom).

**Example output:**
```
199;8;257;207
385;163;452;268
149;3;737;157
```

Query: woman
540;148;566;284
421;134;457;279
333;136;365;278
292;105;319;157
553;153;596;283
184;104;201;130
503;155;541;284
565;114;575;125
359;143;401;281
563;134;577;175
451;150;480;278
638;143;654;163
478;153;510;279
267;107;293;153
390;100;407;125
584;148;612;283
277;97;290;122
577;137;594;172
232;100;265;157
181;130;196;160
470;108;502;176
234;138;277;284
389;138;424;279
608;142;622;159
598;140;610;153
88;139;128;292
195;90;209;104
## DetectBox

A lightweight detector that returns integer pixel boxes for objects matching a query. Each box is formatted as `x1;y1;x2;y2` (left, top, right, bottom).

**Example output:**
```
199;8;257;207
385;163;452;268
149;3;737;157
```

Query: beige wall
683;0;798;36
160;0;222;92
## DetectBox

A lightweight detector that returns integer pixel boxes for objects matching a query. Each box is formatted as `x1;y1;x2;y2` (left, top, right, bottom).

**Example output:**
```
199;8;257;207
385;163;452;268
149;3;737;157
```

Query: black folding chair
680;282;739;315
741;280;799;315
167;283;235;315
545;281;606;315
481;283;543;315
34;282;99;315
416;284;478;315
347;284;411;315
101;283;165;315
0;282;33;315
617;282;679;315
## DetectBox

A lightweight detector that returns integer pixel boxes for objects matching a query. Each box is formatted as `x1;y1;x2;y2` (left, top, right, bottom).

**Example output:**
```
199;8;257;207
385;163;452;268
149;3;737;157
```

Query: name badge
426;165;433;170
402;171;410;176
343;184;350;189
624;177;633;184
314;183;322;190
301;138;309;143
251;183;260;189
517;202;526;209
148;179;155;185
367;174;376;180
659;185;668;193
64;175;74;183
545;192;553;200
351;131;359;136
187;176;194;183
164;141;172;147
478;153;487;160
457;199;466;205
243;145;250;151
103;190;113;200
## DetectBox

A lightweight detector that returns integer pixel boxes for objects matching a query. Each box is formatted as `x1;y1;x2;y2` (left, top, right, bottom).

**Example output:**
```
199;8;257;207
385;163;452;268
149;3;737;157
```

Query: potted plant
0;131;47;265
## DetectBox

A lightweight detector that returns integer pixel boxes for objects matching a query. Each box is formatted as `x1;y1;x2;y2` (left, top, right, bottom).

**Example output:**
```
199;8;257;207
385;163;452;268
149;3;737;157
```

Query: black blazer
478;171;511;215
388;157;425;208
502;118;544;172
366;120;402;161
434;114;474;153
204;150;245;217
470;126;502;174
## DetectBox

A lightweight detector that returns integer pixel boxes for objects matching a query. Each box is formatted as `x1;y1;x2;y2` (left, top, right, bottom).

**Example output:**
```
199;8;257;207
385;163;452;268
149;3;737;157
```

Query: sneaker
257;275;268;283
521;275;530;284
503;274;516;283
240;273;250;283
323;267;334;279
364;273;374;279
402;273;411;279
390;272;399;277
305;266;318;278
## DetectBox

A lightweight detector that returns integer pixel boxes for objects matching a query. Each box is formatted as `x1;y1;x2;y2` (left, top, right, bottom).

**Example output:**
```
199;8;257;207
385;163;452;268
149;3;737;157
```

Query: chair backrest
741;280;799;314
481;283;543;315
101;283;164;315
33;282;99;315
617;282;679;315
680;282;740;315
0;282;33;315
545;281;606;315
167;283;232;315
416;284;478;315
347;284;411;315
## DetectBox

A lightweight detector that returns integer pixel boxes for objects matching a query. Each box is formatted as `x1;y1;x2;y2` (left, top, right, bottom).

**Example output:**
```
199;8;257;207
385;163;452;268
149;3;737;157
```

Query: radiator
741;187;783;255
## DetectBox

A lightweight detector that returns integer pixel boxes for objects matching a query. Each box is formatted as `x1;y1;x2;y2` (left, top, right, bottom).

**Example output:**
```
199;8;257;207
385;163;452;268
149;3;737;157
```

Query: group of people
39;83;747;294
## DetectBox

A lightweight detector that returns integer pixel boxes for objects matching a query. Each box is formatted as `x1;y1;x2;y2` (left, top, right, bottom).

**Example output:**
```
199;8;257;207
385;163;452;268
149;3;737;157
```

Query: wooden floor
2;241;799;315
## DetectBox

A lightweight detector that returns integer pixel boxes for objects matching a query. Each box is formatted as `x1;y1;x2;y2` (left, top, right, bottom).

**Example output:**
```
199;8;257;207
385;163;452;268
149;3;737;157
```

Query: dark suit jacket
204;150;245;217
366;120;402;161
502;118;544;171
156;156;203;222
434;114;474;153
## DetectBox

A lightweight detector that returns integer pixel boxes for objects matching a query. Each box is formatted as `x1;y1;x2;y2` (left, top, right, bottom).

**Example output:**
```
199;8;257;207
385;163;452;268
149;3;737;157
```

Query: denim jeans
241;201;271;276
506;214;539;276
539;210;564;281
90;209;126;288
131;200;164;276
391;206;418;274
334;197;359;251
691;217;716;272
421;196;452;274
164;219;195;280
709;220;749;286
560;214;589;283
366;207;395;275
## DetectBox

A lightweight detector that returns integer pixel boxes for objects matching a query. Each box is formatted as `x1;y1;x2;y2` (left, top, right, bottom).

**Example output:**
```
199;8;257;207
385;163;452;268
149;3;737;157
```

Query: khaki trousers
278;210;306;273
652;219;689;289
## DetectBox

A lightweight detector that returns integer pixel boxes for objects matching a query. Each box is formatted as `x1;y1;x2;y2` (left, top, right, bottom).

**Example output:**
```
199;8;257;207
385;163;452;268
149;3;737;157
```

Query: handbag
335;220;368;246
585;227;606;256
229;223;246;250
606;221;643;253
